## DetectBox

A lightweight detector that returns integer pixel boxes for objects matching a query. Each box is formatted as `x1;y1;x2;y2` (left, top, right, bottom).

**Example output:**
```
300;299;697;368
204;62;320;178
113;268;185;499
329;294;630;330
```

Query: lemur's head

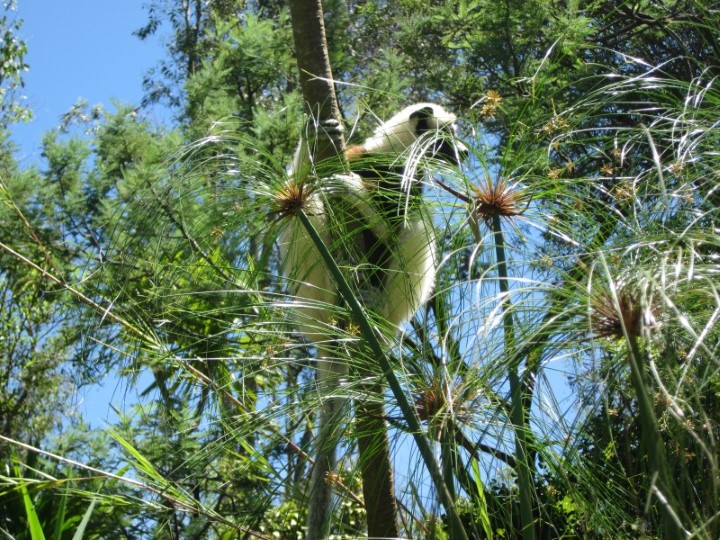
347;103;468;166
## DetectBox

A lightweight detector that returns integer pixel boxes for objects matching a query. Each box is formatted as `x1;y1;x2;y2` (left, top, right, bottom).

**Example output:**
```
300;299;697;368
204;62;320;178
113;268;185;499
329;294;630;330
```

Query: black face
431;138;467;165
410;107;468;166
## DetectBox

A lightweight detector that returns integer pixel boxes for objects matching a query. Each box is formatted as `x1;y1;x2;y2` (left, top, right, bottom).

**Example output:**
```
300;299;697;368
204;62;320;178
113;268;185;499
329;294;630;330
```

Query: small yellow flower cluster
541;115;569;136
480;90;502;119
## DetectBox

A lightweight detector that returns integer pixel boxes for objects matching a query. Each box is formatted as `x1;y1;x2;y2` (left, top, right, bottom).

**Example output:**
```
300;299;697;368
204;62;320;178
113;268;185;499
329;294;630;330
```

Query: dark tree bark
287;1;399;538
355;391;400;539
288;0;344;161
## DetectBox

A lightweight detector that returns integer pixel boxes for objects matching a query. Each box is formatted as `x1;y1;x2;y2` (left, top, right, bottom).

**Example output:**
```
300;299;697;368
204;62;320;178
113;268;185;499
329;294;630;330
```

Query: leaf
71;498;97;540
15;462;46;540
49;483;68;540
470;458;493;540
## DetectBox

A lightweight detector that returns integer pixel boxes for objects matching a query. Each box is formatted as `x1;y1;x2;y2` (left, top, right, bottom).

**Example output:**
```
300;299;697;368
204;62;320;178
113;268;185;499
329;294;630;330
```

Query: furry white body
278;178;437;332
279;103;462;334
277;103;463;537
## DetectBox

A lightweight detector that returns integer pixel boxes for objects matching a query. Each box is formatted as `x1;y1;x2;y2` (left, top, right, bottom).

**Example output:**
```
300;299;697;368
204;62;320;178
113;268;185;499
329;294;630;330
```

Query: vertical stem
441;429;457;500
441;423;463;540
305;388;344;539
491;214;535;540
626;336;685;539
288;0;343;141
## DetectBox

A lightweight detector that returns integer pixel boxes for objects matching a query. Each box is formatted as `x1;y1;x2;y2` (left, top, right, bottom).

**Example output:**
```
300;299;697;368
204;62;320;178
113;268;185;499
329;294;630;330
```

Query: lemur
281;103;465;336
278;103;466;538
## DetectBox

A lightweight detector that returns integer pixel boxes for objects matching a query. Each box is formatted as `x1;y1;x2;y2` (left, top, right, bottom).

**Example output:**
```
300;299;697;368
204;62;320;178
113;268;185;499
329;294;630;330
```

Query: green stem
491;214;535;540
297;209;469;540
626;336;685;539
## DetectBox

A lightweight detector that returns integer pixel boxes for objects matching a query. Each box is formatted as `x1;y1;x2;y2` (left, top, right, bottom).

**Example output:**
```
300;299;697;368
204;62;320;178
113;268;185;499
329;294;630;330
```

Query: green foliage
16;462;45;540
0;151;77;446
184;12;297;132
0;1;719;538
0;2;31;124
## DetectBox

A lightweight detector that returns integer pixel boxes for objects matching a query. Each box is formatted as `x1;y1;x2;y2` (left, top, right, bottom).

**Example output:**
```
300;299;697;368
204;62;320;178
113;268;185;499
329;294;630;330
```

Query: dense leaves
0;1;718;538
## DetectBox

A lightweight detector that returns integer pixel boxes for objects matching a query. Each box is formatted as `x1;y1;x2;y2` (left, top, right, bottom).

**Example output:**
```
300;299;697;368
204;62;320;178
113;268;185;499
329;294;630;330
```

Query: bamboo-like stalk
491;213;535;540
354;393;399;539
627;331;685;539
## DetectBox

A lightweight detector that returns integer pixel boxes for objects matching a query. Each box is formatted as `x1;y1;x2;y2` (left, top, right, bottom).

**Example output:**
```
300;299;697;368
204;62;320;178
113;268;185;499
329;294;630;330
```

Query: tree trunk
288;2;399;537
355;382;400;539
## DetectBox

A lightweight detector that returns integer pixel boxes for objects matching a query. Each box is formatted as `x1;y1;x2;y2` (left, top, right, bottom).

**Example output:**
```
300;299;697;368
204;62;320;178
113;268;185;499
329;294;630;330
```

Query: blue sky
11;1;167;165
9;1;167;424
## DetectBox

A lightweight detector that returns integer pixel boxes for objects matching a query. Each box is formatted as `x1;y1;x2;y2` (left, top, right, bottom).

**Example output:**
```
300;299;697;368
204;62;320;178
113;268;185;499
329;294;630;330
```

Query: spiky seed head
324;471;341;486
591;288;658;339
270;180;316;220
415;383;446;422
480;90;502;119
472;177;528;223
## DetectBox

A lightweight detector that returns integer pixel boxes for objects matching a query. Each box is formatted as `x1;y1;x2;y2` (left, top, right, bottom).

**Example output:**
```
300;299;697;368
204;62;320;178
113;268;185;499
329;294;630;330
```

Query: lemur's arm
291;117;345;182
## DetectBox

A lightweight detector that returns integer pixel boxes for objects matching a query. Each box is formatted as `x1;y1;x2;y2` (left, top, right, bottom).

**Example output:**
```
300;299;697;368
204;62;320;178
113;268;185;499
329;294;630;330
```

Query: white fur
362;102;459;155
278;190;338;344
280;103;461;336
379;213;437;327
277;173;384;342
279;103;461;536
